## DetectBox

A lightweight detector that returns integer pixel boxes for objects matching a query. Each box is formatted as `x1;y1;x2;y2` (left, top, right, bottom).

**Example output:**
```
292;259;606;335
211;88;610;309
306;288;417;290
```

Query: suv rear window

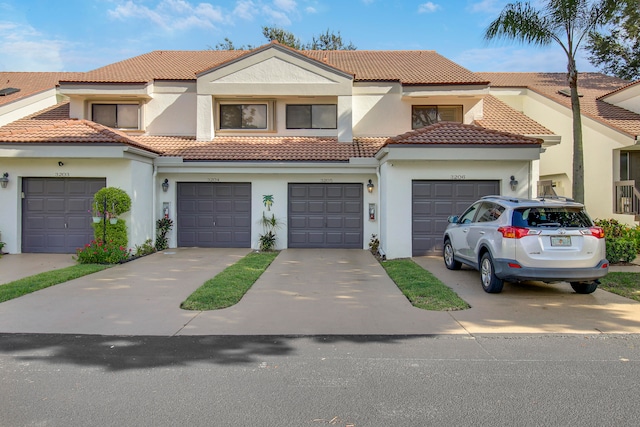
512;207;593;228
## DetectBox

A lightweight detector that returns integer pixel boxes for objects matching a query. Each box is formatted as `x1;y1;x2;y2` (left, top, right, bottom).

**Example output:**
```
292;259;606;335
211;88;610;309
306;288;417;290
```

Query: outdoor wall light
367;179;374;193
509;175;519;191
0;172;9;189
162;178;169;192
58;161;64;167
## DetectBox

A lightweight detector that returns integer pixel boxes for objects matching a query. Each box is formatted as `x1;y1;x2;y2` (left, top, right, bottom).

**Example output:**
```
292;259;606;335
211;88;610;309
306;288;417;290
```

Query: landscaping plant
595;219;640;263
155;217;173;251
75;240;131;264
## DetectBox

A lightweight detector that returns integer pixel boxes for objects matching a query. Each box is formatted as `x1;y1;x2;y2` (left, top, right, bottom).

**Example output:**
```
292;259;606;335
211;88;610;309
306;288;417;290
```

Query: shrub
258;213;280;251
605;238;638;264
368;234;380;254
92;219;127;249
134;239;156;257
75;240;131;264
155;217;173;251
93;187;131;217
594;219;640;261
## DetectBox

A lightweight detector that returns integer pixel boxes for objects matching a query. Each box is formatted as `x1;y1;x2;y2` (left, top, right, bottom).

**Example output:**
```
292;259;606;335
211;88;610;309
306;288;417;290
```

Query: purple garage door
177;182;251;248
412;180;500;256
288;183;363;248
22;178;106;253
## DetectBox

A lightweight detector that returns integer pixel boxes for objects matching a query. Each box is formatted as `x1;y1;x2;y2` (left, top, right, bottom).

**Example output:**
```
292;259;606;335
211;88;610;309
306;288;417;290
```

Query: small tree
92;187;131;247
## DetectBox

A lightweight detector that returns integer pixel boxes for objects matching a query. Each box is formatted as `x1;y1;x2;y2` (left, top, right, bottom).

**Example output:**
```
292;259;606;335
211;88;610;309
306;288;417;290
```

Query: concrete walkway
0;249;639;336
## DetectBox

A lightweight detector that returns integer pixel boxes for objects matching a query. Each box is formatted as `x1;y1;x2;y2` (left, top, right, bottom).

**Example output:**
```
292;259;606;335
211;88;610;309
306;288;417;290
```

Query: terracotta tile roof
478;72;640;138
0;72;83;106
385;121;542;147
136;135;386;161
0;102;160;154
597;79;640;100
63;47;487;86
475;95;554;135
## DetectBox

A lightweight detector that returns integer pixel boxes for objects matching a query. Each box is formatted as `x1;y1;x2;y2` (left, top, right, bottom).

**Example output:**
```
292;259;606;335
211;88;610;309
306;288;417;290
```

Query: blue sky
0;0;600;73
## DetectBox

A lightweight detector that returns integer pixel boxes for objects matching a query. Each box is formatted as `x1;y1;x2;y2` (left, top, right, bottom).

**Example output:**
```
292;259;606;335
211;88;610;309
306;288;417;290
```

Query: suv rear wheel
480;252;504;293
443;239;461;270
570;281;598;294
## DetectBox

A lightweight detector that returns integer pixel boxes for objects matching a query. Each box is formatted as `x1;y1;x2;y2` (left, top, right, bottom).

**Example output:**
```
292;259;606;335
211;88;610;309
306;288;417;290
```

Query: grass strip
0;264;111;303
599;272;640;302
181;251;279;311
381;258;470;311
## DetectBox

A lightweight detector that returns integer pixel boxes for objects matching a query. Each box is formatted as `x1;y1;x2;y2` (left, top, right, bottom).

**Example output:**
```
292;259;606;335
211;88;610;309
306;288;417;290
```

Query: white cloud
455;46;597;73
418;2;440;14
108;0;225;32
274;0;297;12
261;5;292;26
305;6;317;13
234;0;258;20
0;21;65;71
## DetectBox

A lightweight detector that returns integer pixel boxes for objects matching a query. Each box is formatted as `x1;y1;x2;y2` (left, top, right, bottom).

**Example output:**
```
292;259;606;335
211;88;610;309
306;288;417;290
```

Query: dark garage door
22;178;106;253
177;182;251;248
412;180;499;257
288;183;363;248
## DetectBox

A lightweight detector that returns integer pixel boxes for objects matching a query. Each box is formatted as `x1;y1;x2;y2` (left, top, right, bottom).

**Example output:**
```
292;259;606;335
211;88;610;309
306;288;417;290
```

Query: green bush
605;238;638;264
155;217;173;251
134;239;156;257
92;219;127;248
75;240;131;264
93;187;131;217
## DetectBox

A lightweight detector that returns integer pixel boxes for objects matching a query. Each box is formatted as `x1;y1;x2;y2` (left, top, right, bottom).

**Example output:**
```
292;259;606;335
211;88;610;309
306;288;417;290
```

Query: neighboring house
0;42;638;259
477;72;640;223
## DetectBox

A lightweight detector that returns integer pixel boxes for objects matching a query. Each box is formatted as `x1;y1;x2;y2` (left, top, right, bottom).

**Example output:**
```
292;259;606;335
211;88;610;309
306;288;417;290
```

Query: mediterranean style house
0;42;638;259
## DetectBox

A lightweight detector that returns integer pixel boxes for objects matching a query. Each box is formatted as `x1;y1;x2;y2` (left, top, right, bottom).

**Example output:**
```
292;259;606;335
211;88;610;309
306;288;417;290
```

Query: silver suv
443;196;609;294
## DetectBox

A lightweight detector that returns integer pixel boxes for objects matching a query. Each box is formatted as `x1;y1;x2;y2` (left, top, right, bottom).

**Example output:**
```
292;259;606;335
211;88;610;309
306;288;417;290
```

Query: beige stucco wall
146;82;197;136
0;153;154;254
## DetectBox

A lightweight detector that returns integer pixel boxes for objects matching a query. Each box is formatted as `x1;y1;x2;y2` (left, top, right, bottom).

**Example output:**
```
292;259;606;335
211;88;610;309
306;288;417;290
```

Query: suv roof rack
481;195;521;203
537;195;575;202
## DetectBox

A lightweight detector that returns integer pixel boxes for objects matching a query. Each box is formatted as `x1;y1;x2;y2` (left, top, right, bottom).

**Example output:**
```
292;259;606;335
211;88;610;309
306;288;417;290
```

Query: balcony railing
614;180;640;217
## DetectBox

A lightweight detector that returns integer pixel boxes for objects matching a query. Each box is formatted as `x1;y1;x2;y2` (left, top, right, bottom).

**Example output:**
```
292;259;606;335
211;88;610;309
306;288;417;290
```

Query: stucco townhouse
0;42;638;259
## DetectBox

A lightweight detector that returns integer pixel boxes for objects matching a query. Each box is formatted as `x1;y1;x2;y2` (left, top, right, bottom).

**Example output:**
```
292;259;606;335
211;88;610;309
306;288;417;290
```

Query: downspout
152;165;157;246
376;164;386;260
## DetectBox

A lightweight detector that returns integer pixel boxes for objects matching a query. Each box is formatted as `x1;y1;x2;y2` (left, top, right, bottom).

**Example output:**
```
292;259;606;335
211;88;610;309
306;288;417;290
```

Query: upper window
92;104;139;129
219;103;268;130
286;104;337;129
412;105;463;129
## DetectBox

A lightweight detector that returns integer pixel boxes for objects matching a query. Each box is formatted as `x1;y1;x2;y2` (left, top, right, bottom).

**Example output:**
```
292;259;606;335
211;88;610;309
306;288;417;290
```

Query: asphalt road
2;333;640;426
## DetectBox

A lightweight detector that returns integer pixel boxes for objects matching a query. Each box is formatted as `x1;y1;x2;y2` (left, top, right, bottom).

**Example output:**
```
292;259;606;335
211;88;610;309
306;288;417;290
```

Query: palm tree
484;0;613;204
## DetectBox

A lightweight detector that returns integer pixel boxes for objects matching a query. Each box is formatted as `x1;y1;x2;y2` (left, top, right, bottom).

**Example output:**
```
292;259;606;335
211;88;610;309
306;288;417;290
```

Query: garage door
177;182;251;248
288;183;363;248
22;178;106;253
412;180;499;256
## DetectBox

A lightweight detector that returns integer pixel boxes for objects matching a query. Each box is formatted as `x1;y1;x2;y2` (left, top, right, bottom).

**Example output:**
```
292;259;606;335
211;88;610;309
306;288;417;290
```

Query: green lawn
181;251;279;311
599;272;640;302
381;258;470;311
0;264;111;303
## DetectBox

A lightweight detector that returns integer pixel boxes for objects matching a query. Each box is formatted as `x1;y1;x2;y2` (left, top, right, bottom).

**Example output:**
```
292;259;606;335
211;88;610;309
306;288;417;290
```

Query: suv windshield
512;206;593;228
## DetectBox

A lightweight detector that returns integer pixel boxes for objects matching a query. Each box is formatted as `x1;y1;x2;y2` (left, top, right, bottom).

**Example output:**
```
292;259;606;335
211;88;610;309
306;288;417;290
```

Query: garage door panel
177;182;251;248
23;178;106;253
413;180;499;256
288;183;362;248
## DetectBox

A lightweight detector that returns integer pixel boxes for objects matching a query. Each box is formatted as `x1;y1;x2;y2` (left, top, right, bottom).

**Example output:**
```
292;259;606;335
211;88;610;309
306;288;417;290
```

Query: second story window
92;104;139;129
286;104;337;129
219;103;268;130
412;105;463;129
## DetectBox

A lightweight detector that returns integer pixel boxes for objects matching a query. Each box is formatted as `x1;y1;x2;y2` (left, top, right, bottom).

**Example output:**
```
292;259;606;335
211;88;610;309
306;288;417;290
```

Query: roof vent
558;88;582;97
0;87;20;96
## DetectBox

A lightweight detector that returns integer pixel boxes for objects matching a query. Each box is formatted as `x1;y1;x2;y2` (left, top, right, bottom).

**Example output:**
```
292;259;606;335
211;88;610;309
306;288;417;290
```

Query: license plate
551;236;571;246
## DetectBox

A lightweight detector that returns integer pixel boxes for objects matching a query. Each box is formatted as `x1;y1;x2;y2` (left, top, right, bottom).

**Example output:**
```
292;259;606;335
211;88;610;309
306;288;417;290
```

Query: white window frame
216;100;275;132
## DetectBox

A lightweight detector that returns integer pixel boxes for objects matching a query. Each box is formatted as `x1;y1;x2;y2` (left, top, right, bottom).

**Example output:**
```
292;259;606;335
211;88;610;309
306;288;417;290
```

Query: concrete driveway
0;248;639;336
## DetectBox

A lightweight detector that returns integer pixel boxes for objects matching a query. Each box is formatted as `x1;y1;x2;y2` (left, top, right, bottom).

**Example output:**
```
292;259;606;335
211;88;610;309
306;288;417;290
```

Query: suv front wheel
480;252;504;293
